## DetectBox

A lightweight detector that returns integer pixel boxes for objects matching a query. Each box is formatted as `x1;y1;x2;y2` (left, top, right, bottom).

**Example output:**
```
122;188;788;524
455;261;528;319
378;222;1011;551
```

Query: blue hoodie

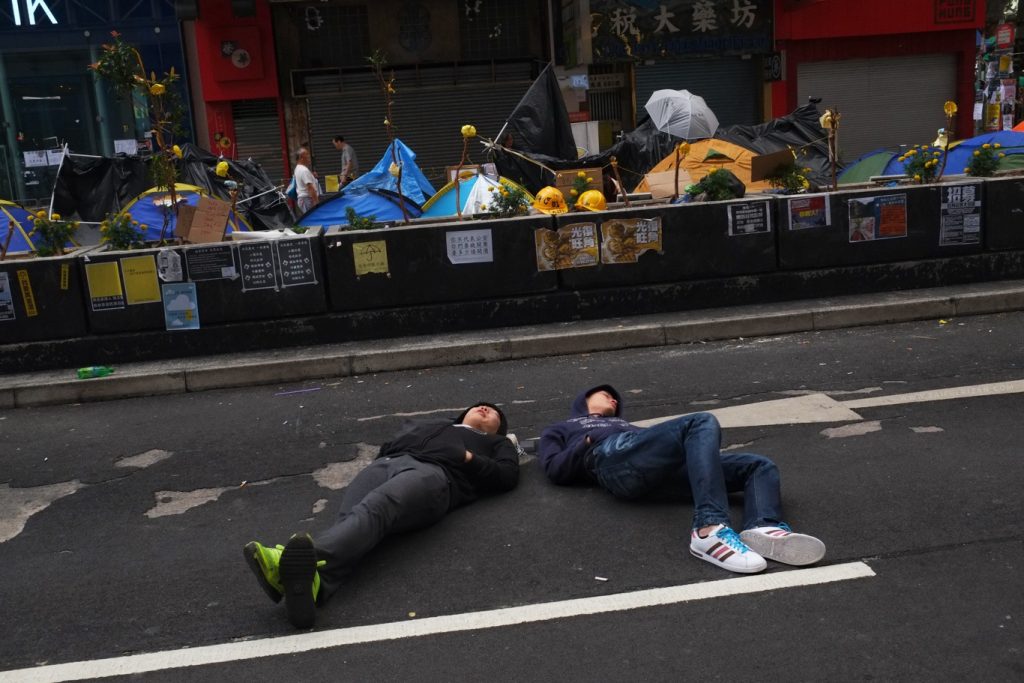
538;384;641;485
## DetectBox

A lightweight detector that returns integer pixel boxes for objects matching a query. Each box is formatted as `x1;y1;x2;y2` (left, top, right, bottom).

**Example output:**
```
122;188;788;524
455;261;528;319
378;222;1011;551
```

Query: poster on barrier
787;194;831;230
939;184;982;246
600;217;663;264
162;282;200;331
848;194;907;242
534;223;599;271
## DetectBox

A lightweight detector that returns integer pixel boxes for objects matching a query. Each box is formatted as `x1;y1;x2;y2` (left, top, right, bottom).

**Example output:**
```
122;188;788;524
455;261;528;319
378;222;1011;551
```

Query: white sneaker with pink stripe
689;525;766;574
740;525;826;566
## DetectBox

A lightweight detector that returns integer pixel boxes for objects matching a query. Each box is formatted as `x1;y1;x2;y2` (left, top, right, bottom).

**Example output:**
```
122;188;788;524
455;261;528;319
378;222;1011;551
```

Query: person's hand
464;450;474;463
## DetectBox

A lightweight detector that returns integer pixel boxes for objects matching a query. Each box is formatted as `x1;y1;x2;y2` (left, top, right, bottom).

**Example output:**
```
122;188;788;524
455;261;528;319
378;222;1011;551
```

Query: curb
3;279;1023;409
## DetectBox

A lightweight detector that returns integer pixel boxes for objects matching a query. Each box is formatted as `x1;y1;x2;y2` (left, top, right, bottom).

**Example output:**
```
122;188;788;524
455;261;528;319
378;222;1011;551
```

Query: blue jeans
591;413;783;531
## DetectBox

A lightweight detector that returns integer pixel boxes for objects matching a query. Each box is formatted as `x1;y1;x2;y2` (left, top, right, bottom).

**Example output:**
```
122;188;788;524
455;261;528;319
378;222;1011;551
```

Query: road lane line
634;393;863;429
3;562;874;682
841;379;1024;409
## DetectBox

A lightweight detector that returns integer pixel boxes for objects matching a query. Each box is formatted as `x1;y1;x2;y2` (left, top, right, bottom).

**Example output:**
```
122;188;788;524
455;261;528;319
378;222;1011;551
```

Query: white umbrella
644;89;720;140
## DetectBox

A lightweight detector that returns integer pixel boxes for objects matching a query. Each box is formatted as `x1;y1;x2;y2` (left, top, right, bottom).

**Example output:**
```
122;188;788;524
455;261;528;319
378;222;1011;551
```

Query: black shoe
279;533;320;629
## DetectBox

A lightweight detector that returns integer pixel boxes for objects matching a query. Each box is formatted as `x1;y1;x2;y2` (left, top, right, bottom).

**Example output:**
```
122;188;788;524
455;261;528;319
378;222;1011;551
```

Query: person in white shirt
293;147;318;213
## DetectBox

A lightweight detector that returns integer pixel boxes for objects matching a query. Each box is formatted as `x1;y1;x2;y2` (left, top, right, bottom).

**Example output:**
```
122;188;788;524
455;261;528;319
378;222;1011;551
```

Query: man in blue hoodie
539;385;824;574
244;402;520;629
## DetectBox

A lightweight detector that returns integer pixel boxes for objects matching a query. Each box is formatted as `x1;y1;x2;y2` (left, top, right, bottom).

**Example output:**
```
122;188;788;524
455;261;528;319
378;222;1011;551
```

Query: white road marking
821;421;883;439
115;449;173;469
840;379;1024;409
3;562;874;682
634;393;864;429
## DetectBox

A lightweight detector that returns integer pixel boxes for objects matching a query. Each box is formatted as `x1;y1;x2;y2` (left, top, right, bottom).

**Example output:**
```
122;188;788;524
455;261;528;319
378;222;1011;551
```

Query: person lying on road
244;402;519;629
538;385;825;574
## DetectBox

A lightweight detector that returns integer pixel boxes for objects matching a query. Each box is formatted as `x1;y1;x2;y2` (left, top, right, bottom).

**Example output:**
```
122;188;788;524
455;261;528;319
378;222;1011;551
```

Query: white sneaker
689;525;766;574
740;525;826;566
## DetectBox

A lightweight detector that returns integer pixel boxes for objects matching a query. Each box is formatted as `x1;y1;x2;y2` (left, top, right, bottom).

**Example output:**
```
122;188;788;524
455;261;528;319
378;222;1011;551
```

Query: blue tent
119;183;252;242
297;187;422;228
343;139;435;205
0;201;80;256
840;131;1024;182
420;175;533;218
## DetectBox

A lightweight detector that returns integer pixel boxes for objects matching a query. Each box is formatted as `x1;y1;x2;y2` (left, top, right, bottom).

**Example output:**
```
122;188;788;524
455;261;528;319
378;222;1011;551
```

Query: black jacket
377;418;519;508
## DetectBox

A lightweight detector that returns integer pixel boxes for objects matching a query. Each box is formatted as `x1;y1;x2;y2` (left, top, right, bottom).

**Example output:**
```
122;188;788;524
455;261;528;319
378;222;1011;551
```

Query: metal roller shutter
797;54;956;162
232;99;287;187
305;62;534;187
635;57;760;129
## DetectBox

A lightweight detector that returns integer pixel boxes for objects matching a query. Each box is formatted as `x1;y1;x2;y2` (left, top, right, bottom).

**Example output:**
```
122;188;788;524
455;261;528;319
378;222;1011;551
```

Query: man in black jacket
244;402;519;628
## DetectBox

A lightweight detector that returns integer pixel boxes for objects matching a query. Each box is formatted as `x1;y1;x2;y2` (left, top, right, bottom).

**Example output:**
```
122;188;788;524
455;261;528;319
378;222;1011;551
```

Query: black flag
499;62;576;160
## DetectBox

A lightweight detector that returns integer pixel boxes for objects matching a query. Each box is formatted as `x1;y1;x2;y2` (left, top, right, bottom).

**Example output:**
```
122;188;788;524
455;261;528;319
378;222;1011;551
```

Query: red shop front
186;0;289;185
772;0;983;160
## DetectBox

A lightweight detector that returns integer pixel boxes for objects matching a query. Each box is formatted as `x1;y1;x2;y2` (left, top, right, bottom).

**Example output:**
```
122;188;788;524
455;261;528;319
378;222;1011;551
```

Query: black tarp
714;103;839;189
493;102;837;194
176;144;294;231
52;155;150;222
51;144;294;230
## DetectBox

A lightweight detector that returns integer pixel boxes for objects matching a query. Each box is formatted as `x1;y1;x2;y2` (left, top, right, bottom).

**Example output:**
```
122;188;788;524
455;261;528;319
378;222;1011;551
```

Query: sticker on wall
600;217;663;264
939;184;982;246
727;201;772;236
353;240;390;277
787;195;831;230
162;282;200;331
157;248;183;282
60;262;69;290
185;244;237;281
278;239;318;287
120;255;161;305
15;270;37;317
446;228;493;265
0;272;15;321
848;194;908;242
238;241;278;292
534;223;599;271
84;261;125;311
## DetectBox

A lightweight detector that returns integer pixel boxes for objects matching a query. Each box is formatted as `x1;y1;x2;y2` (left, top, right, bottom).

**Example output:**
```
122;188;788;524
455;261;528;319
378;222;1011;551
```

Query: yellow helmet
532;186;568;215
575;189;607;212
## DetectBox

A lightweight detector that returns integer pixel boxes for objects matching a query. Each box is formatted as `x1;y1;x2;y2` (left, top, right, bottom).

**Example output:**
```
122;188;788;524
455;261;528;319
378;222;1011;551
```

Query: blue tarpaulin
343;139;435;205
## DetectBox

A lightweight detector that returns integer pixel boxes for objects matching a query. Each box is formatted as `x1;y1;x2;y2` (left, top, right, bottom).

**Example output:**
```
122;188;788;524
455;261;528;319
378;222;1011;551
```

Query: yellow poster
16;269;37;317
84;261;126;311
352;240;389;277
534;223;599;271
600;217;663;264
325;175;340;193
120;254;161;305
60;263;69;290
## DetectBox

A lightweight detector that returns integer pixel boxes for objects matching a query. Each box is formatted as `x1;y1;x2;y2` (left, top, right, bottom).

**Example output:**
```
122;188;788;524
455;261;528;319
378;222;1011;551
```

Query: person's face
332;140;342;150
586;390;617;416
462;404;501;434
299;149;310;164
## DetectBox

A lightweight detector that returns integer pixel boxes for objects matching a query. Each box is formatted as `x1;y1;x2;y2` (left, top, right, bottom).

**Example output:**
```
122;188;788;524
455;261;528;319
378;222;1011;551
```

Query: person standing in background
332;136;359;186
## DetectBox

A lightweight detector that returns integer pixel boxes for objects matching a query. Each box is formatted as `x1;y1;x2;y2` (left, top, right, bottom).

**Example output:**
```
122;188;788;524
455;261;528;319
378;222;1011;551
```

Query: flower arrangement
368;49;410;223
766;161;813;194
570;170;595;200
100;213;146;251
453;124;478;219
964;142;1006;177
686;169;743;201
344;206;376;231
28;211;78;257
898;145;944;184
485;183;530;218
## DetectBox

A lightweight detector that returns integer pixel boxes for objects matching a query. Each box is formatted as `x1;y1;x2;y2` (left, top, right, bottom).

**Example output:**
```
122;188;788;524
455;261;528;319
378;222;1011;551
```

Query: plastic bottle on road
76;366;115;379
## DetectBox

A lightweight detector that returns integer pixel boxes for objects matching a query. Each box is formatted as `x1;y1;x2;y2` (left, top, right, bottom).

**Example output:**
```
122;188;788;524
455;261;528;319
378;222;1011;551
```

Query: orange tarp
1014;121;1024;132
636;139;775;194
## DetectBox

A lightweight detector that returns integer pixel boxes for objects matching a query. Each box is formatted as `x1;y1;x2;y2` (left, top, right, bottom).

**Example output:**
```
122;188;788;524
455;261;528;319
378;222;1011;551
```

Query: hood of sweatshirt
571;384;623;418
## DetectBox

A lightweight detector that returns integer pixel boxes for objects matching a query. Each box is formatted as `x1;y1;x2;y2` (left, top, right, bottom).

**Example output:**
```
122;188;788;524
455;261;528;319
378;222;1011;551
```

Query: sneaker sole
279;535;318;629
689;547;766;574
739;531;826;566
243;543;283;604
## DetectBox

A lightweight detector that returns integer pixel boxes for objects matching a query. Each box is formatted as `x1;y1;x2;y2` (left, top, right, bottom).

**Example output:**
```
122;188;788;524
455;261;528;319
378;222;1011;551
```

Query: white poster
114;139;138;155
446;228;493;264
23;150;48;168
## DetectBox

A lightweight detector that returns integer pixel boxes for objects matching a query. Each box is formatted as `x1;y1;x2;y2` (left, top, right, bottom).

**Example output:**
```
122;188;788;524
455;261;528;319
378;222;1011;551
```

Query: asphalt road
1;312;1022;681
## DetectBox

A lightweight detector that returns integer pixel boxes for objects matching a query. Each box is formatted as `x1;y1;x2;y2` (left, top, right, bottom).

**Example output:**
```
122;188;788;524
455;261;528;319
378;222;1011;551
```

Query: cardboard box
750;148;796;182
554;167;604;199
175;196;233;244
644;169;693;199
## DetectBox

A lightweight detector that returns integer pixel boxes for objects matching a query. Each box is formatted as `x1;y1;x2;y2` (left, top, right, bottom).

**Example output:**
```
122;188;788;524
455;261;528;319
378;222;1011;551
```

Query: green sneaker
243;541;285;603
279;533;324;629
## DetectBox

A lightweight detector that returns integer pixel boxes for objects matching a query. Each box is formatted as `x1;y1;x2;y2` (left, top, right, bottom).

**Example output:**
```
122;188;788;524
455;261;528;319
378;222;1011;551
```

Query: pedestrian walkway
2;279;1022;409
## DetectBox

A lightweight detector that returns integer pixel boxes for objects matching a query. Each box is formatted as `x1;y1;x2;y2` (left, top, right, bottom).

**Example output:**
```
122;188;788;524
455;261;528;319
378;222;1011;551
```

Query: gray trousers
313;455;450;600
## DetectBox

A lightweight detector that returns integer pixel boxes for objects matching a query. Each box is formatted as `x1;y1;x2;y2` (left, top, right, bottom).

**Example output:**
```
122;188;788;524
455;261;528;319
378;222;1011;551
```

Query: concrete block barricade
79;229;327;335
0;247;91;343
548;199;777;290
776;180;985;271
322;214;559;312
983;176;1024;251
